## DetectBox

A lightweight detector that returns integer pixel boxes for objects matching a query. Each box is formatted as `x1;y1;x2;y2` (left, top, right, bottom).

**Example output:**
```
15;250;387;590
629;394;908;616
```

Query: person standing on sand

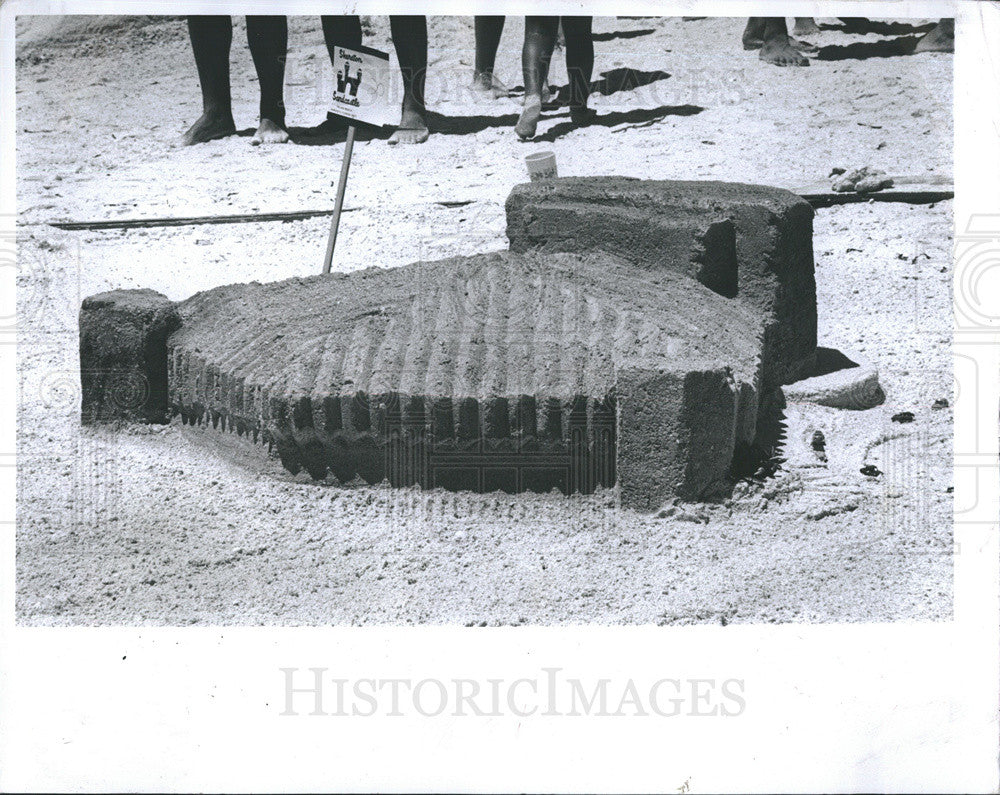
742;17;814;67
385;16;430;145
319;15;431;144
182;15;290;146
777;16;954;55
317;15;429;144
792;17;821;37
182;15;431;147
515;16;594;141
471;16;511;97
470;16;554;106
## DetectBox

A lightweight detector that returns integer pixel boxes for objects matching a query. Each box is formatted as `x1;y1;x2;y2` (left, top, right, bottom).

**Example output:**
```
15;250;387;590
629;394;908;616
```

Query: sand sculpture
79;178;817;509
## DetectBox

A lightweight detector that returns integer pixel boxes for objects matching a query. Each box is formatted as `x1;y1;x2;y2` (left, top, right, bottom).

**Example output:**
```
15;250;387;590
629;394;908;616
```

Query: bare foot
250;117;289;146
914;19;954;53
745;34;815;53
515;95;542;141
793;17;820;37
759;35;810;66
181;110;236;146
388;108;429;145
471;71;511;98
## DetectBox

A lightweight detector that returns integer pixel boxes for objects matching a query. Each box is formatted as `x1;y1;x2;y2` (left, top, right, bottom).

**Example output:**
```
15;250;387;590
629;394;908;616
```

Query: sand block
79;289;179;424
164;250;763;506
506;177;817;388
616;366;740;509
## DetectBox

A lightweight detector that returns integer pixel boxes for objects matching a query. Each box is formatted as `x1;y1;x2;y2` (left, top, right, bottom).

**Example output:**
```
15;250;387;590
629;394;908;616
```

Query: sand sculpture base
79;179;816;510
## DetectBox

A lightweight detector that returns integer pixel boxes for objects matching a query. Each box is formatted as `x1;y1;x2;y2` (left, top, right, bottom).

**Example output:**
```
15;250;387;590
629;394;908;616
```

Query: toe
388;128;428;145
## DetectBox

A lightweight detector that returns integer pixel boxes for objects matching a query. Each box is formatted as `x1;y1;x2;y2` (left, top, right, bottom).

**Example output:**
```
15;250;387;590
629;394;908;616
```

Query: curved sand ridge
168;251;764;493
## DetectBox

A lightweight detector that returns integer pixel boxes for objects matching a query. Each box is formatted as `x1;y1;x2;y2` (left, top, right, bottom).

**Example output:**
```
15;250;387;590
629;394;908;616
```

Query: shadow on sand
592;67;671;97
288;119;392;146
592;28;656;42
730;346;870;481
819;18;937;36
815;36;923;61
510;67;672;104
530;104;704;143
731;390;788;482
285;68;683;145
286;102;702;146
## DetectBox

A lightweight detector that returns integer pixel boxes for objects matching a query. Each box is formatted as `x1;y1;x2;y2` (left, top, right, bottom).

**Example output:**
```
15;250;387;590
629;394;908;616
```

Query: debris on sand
782;361;884;410
804;497;860;521
656;504;710;523
891;411;915;423
860;464;882;477
831;166;894;194
810;430;828;463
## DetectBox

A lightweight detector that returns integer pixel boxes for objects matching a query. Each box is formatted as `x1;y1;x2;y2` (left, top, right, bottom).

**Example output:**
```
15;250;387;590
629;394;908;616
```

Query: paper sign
329;44;393;127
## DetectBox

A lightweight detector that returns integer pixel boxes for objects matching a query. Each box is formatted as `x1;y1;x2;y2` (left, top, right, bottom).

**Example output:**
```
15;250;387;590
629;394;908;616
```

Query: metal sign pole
322;123;357;275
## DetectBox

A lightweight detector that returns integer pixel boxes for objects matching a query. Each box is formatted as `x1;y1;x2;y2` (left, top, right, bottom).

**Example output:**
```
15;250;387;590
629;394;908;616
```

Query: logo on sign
328;45;391;127
335;62;363;106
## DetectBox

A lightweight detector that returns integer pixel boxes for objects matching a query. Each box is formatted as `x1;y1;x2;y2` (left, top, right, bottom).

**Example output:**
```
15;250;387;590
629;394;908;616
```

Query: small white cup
525;151;558;182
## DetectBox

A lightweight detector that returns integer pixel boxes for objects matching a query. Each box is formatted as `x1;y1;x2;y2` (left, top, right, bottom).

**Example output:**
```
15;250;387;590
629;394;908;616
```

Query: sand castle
79;178;817;509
